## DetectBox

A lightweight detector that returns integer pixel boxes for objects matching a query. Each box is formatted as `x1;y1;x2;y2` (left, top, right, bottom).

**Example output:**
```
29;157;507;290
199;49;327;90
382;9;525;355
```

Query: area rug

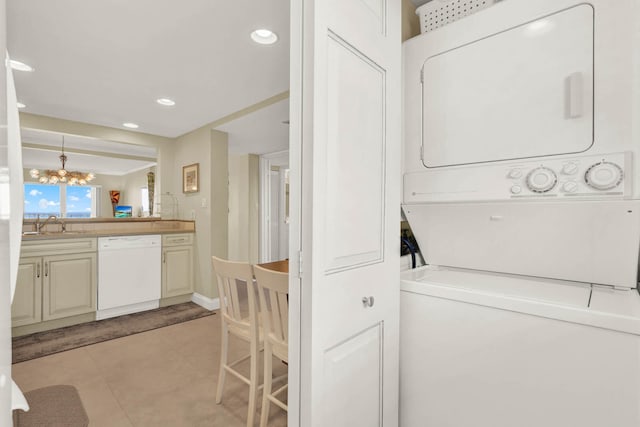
13;385;89;427
12;302;215;364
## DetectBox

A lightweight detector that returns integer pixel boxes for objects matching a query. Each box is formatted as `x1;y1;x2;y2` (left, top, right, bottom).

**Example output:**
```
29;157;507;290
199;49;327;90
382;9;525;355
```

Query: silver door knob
362;296;374;307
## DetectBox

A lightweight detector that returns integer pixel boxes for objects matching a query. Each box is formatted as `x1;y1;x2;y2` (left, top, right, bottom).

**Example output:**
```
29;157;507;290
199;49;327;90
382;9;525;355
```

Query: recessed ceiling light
16;102;26;109
156;98;176;106
123;122;139;129
9;60;34;72
251;29;278;45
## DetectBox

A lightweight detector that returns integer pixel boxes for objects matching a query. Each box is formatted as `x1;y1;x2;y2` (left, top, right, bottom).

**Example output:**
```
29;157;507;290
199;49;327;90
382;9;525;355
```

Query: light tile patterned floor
12;314;287;426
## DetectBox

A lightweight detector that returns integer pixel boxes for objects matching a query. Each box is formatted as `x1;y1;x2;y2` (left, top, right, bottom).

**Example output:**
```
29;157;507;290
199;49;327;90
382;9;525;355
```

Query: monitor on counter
114;205;133;218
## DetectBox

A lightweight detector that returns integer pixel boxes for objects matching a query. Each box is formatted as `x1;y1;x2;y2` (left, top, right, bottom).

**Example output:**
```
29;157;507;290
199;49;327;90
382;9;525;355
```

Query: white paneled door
289;0;401;425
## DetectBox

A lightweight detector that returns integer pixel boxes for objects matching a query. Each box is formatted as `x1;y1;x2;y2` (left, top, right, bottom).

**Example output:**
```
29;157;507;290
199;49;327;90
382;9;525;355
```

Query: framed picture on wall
183;163;199;193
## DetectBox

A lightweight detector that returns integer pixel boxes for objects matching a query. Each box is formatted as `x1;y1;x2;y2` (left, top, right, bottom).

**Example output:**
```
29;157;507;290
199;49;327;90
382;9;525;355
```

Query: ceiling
7;0;290;139
218;99;289;155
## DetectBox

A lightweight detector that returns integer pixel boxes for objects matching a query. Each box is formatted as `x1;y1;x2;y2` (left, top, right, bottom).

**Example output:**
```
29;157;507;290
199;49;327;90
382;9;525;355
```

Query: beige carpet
13;302;215;363
13;385;89;427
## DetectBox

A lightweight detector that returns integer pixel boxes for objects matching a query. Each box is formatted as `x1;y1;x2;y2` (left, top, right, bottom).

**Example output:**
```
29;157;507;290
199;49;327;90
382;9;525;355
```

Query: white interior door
289;0;401;425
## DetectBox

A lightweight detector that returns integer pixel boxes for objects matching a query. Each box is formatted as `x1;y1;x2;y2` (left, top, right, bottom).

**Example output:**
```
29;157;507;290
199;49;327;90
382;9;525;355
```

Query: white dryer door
422;4;593;167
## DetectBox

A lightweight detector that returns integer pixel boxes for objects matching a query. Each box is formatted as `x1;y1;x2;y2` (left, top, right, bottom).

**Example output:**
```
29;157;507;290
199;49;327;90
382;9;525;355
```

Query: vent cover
416;0;502;33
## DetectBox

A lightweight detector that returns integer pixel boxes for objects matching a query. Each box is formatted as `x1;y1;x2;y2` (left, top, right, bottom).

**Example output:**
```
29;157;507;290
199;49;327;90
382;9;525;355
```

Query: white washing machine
400;266;640;427
400;0;640;426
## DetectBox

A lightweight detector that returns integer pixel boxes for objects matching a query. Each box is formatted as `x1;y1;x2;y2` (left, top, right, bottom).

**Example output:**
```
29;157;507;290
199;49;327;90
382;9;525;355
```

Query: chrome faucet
36;214;58;233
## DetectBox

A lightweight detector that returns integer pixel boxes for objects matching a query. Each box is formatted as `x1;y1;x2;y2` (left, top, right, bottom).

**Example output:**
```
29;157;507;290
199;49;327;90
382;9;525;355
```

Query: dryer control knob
510;185;522;194
562;181;578;193
508;169;523;179
562;163;579;175
584;161;623;190
526;167;557;193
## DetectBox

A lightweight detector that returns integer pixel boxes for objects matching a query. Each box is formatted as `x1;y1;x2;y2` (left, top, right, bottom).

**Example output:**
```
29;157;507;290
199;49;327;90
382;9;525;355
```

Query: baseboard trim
191;293;220;311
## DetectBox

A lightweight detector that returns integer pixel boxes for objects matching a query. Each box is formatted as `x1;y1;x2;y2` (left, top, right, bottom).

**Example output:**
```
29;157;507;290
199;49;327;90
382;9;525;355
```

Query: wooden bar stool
253;265;289;427
211;256;263;427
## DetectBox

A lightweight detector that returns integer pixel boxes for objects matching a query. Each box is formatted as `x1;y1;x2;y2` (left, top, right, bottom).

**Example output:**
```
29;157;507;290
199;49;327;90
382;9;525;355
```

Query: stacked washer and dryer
400;0;640;426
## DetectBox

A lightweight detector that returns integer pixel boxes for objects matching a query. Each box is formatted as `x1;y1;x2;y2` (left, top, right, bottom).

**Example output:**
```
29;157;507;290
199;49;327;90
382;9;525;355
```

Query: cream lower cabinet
162;233;194;298
12;257;42;327
12;238;97;327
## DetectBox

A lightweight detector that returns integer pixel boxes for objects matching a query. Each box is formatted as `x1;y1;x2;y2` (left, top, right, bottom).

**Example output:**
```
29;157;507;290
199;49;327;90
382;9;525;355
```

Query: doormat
12;302;215;364
13;385;89;427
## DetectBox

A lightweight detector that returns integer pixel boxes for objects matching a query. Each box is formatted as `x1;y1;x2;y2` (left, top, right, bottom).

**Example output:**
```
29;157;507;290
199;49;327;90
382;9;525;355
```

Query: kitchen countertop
22;219;195;240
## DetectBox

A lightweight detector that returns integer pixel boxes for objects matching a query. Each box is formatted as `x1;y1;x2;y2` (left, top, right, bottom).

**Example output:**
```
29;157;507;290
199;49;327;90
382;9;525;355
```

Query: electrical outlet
201;198;207;208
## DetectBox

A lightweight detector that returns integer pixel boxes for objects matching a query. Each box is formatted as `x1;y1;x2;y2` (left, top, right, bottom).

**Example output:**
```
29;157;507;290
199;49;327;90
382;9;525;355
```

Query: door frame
259;150;290;263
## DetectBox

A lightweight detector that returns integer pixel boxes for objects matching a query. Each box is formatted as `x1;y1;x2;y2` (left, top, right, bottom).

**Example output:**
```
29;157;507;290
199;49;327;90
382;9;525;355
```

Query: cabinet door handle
44;262;49;277
362;296;374;308
163;252;166;263
36;263;40;278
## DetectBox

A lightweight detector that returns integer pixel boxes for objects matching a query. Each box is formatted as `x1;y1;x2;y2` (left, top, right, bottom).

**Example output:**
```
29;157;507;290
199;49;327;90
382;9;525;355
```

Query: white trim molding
192;293;220;311
259;150;290;262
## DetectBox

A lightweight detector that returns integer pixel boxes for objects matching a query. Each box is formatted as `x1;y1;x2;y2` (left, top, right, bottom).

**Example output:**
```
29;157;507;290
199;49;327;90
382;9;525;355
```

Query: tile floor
12;313;287;426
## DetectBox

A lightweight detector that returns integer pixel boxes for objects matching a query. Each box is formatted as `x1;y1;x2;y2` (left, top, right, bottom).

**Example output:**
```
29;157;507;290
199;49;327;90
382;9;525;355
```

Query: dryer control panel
404;152;632;203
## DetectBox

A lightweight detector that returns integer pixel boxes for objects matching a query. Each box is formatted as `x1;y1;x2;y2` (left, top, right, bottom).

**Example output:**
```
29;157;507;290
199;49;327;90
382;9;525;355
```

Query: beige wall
228;153;260;263
94;174;126;217
173;127;229;299
402;0;421;41
121;167;155;216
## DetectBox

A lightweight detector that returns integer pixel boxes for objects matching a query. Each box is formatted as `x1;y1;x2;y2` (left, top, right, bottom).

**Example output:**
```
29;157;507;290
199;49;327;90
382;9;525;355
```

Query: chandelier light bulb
29;169;40;178
39;176;48;184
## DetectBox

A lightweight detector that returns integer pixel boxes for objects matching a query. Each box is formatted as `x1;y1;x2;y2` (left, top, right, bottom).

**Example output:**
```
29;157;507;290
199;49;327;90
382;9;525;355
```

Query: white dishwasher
97;234;162;320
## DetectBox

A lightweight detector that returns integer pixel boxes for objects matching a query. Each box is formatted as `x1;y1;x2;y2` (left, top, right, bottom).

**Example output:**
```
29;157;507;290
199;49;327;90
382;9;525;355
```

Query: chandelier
29;137;96;185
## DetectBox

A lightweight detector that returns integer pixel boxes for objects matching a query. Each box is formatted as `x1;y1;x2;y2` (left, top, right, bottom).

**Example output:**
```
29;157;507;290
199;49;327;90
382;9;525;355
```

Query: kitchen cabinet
12;257;42;327
161;233;194;298
12;238;97;327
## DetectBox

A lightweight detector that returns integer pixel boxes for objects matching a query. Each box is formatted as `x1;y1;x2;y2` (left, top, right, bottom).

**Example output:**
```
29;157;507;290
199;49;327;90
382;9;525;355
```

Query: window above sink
24;183;99;218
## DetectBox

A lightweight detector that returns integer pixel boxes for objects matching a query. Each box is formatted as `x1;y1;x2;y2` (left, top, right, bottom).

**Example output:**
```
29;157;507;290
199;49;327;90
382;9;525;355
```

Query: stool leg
260;343;273;427
216;321;228;404
247;336;259;427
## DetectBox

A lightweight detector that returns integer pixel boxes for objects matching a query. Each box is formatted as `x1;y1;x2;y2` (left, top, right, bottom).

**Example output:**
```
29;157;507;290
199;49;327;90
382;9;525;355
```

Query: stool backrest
211;256;257;329
253;265;289;361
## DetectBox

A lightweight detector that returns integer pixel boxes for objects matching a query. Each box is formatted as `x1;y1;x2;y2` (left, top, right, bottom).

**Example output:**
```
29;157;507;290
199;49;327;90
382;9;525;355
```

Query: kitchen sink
22;230;86;236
